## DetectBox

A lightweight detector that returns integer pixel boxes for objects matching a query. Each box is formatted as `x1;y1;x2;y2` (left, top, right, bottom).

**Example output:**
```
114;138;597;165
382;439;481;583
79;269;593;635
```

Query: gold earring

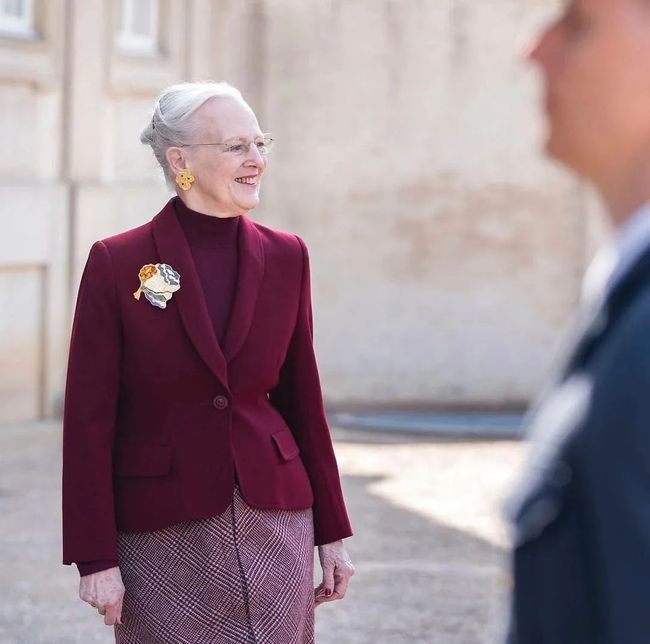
175;169;195;191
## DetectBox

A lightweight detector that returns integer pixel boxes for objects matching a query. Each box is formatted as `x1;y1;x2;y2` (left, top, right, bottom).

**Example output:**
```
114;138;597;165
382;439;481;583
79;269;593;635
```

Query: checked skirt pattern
114;486;315;644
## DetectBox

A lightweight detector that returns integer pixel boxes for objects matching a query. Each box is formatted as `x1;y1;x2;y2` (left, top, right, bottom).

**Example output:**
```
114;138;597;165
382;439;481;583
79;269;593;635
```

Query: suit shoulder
79;222;154;272
97;221;153;254
596;285;650;379
251;219;305;257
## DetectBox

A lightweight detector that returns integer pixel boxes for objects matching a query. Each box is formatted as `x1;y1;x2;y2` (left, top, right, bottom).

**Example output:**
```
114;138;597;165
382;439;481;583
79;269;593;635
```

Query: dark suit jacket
62;199;352;567
507;244;650;643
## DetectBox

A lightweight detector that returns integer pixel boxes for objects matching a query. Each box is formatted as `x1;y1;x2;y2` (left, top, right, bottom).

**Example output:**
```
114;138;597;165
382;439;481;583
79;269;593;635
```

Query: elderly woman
61;81;354;643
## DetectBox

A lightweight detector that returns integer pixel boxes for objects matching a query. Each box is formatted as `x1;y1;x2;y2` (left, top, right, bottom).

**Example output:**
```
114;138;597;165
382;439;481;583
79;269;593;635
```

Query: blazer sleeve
62;240;122;567
580;296;650;641
269;236;353;546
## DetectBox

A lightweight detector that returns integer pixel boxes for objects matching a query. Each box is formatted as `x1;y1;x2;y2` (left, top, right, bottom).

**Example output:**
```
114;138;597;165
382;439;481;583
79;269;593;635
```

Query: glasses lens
255;137;274;155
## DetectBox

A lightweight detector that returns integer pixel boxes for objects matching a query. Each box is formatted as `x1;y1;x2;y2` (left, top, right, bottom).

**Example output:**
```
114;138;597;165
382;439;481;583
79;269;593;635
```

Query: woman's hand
314;540;355;607
78;566;125;626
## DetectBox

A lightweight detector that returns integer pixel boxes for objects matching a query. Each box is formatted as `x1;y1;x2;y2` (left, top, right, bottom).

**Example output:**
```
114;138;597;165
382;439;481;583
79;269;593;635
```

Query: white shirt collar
582;202;650;306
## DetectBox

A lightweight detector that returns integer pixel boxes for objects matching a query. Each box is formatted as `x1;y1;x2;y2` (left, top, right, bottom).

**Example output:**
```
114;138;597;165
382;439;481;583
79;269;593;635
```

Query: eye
255;141;267;151
562;4;588;34
226;144;247;154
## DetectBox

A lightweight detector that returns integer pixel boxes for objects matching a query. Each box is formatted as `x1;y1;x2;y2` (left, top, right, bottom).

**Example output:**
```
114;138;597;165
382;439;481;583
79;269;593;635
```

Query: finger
116;596;124;625
104;602;121;626
316;574;351;605
314;588;327;604
82;593;97;607
321;564;335;598
314;582;325;598
315;585;339;605
315;590;340;605
79;587;94;604
333;570;351;599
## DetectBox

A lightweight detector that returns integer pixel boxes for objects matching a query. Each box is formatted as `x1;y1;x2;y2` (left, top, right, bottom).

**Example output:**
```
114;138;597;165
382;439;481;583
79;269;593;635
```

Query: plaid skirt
114;486;315;644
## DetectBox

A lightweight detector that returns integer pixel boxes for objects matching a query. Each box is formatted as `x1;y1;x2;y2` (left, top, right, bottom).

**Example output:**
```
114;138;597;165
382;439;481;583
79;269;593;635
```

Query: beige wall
255;0;598;406
0;0;68;422
0;0;606;423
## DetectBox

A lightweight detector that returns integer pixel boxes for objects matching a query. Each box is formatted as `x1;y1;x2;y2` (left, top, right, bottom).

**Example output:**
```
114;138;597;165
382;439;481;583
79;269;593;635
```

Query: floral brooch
133;263;181;309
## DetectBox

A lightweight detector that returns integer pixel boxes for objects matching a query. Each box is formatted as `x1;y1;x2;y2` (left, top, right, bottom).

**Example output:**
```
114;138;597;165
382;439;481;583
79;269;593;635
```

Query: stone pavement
0;420;524;644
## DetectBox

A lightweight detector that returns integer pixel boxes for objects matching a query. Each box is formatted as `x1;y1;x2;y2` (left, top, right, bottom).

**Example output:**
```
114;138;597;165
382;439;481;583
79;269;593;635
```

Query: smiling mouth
234;177;258;186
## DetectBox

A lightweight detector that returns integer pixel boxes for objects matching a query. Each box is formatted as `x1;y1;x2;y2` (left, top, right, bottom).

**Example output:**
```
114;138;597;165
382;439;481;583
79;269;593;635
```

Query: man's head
528;0;650;184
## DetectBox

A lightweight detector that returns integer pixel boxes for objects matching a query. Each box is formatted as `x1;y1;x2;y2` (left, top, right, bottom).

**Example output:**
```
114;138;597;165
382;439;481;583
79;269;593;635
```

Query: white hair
140;80;245;188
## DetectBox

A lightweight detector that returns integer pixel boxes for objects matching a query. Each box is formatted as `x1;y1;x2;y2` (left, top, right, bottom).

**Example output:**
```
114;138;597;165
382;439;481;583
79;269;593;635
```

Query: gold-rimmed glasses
179;135;275;156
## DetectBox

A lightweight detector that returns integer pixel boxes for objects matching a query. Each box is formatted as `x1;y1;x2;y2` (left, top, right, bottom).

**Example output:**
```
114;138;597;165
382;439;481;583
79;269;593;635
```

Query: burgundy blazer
62;199;352;567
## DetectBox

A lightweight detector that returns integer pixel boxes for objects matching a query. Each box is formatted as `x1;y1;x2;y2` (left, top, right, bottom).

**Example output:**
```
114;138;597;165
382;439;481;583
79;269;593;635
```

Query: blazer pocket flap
113;445;173;477
271;428;300;461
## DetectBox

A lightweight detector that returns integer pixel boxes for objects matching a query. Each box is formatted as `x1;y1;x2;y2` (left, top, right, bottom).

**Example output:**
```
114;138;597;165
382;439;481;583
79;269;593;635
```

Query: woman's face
178;96;267;217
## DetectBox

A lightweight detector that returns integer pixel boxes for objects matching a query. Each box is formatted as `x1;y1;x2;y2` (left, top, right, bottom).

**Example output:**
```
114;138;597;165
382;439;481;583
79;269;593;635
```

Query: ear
166;146;188;177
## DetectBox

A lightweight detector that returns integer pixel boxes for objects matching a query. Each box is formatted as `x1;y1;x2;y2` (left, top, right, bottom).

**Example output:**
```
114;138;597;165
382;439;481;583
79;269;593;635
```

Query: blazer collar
562;242;650;378
223;213;264;362
151;199;264;386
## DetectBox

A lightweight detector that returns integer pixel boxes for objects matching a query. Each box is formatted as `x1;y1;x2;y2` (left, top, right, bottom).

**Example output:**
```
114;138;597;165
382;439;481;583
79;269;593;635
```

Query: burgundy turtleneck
172;195;241;346
75;197;241;578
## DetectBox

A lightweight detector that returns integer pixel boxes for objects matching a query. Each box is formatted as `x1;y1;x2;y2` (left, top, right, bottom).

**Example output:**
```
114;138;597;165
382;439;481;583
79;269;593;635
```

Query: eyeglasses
179;135;275;156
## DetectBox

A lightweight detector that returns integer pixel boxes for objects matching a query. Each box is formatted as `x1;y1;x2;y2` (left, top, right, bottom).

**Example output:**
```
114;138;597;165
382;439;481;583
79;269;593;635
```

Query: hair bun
139;121;155;146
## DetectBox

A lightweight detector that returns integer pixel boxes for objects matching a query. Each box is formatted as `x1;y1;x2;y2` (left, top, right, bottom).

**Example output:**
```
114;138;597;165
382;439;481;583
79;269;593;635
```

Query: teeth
235;177;257;185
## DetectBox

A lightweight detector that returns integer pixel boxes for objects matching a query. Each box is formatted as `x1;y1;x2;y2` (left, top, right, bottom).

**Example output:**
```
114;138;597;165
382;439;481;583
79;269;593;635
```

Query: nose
527;34;545;67
244;142;265;167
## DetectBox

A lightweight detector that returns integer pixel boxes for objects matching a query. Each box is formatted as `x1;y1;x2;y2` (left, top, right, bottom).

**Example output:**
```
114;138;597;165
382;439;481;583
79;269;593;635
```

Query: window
0;0;35;39
116;0;159;55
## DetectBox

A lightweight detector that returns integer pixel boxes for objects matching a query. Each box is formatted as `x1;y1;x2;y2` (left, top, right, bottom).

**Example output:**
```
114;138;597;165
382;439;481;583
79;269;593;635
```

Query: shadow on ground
0;421;512;644
316;473;510;644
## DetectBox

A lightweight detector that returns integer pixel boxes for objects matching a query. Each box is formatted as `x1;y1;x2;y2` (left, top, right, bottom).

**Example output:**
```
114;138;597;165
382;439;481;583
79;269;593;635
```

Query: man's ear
166;147;187;176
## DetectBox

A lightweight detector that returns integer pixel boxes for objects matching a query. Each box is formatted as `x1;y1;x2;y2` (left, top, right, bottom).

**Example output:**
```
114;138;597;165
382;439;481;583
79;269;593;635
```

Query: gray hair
140;80;245;188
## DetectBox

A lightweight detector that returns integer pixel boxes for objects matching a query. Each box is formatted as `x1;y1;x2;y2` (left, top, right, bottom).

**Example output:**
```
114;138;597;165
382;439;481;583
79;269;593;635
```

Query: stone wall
253;0;598;406
0;0;604;422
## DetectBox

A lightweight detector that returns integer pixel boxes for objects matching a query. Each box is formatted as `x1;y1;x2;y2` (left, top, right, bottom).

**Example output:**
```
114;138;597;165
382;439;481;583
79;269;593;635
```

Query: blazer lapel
558;297;609;380
223;214;264;362
151;200;229;388
561;244;650;378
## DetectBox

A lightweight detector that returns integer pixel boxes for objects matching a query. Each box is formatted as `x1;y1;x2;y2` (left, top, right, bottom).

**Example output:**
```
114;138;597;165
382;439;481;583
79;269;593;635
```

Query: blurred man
507;0;650;642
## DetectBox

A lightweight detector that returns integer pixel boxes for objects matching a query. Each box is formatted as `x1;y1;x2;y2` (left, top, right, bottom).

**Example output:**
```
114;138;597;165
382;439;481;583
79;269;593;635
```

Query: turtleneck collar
173;195;240;249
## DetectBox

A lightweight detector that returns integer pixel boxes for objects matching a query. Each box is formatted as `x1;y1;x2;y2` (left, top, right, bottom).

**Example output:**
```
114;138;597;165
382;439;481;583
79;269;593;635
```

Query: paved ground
0;420;524;644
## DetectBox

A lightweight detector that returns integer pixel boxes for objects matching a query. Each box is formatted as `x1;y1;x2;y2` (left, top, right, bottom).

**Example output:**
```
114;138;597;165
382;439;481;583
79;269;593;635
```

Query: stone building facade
0;0;606;424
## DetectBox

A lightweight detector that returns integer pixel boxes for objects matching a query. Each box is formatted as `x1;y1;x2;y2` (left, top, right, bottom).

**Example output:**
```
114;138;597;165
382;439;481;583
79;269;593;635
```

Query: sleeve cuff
76;559;119;577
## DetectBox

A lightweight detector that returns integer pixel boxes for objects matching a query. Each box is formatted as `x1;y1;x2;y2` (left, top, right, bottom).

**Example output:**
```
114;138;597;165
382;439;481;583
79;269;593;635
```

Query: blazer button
212;395;229;410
